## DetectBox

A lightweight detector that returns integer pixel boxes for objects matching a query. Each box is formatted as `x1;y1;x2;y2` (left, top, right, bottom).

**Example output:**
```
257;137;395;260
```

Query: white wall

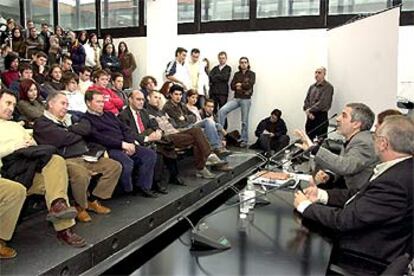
114;24;414;143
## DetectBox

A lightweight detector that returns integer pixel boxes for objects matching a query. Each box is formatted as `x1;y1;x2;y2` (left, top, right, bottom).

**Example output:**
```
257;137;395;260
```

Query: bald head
128;89;145;111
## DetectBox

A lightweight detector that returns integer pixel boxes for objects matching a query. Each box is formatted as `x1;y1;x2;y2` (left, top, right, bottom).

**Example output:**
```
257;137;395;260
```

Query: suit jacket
315;130;378;190
118;107;157;145
303;157;413;264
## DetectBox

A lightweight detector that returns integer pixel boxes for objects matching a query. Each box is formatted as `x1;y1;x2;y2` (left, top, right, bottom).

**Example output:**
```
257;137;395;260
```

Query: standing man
165;47;191;92
218;57;256;147
209;51;231;114
303;66;334;140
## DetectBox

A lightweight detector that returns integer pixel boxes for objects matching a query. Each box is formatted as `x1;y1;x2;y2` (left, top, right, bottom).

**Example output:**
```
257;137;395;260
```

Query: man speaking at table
294;115;413;273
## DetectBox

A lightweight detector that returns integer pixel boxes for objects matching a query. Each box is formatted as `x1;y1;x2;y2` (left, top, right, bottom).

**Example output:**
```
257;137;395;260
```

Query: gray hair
346;103;375;131
379;115;414;155
45;91;66;110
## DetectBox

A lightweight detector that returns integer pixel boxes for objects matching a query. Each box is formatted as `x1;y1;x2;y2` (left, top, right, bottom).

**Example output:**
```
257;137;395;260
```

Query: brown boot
57;228;87;248
0;240;17;259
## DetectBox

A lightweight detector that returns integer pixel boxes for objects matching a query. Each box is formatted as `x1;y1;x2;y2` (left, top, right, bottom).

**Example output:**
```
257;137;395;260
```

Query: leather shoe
57;228;87;248
212;164;233;172
87;200;111;214
46;198;78;223
155;186;168;194
140;188;158;198
170;176;186;186
76;207;92;223
0;240;17;259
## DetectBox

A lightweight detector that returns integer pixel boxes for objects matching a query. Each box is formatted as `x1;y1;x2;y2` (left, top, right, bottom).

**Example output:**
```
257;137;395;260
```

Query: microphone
267;113;337;166
189;178;298;251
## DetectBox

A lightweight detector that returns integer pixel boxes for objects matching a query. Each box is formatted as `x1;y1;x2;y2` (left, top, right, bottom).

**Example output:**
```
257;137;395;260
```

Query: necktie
136;111;145;133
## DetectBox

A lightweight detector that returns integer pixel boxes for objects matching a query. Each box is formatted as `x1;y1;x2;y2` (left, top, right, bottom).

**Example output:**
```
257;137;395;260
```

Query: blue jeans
218;98;251;143
108;147;157;192
192;118;221;149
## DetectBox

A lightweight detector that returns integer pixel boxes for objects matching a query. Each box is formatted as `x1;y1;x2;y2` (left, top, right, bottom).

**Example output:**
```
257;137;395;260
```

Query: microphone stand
267;113;337;167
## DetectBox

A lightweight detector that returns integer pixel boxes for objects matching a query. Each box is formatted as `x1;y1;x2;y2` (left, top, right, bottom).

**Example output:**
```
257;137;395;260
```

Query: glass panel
0;1;20;25
101;0;140;29
257;0;319;18
178;0;195;23
329;0;389;15
25;0;53;27
58;0;96;30
402;0;414;11
201;0;250;22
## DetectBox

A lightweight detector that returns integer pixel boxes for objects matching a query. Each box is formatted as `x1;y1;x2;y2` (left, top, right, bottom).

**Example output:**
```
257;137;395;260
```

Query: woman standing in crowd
103;34;113;47
17;78;45;127
84;33;101;70
78;31;88;45
48;35;62;65
101;43;120;74
1;53;19;88
69;31;86;74
11;27;26;58
118;41;136;89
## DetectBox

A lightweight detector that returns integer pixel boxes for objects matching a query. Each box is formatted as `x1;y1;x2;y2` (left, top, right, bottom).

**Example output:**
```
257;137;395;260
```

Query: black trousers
258;134;290;153
305;111;328;141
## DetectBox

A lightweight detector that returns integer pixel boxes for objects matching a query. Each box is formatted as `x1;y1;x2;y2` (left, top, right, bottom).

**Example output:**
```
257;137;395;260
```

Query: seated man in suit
0;178;26;258
33;92;122;222
295;103;377;190
82;90;158;198
146;90;220;179
250;108;289;153
0;89;86;248
119;90;182;192
294;115;414;274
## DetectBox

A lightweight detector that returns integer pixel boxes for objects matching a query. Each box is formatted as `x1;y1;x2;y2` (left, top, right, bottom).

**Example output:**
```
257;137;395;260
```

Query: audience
1;53;19;87
17;78;45;127
61;71;88;116
11;27;26;58
0;89;86;248
111;72;128;107
101;43;120;74
84;33;101;70
42;64;64;96
209;51;231;115
33;92;121;223
9;63;33;95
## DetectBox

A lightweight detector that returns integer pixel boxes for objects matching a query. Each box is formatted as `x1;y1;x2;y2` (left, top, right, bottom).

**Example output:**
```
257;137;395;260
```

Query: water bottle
239;190;249;218
281;149;292;172
245;180;256;210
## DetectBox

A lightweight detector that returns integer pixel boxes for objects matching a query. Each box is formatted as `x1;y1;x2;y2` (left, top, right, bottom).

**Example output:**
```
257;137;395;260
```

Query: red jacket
1;70;19;88
87;84;124;115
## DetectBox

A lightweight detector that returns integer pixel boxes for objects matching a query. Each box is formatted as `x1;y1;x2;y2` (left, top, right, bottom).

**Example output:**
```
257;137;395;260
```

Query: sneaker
196;167;216;179
0;240;17;259
239;142;248;148
87;200;111;214
213;147;232;158
206;153;228;166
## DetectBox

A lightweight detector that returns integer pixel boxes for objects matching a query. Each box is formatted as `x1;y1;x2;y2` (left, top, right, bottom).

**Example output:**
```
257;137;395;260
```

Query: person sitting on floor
82;90;158;198
250;108;290;153
0;89;86;248
119;90;183;193
33;92;122;223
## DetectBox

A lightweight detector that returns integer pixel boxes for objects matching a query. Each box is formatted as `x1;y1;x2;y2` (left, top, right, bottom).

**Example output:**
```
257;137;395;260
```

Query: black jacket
209;64;231;96
1;145;57;188
118;108;158;145
302;157;414;264
254;117;287;138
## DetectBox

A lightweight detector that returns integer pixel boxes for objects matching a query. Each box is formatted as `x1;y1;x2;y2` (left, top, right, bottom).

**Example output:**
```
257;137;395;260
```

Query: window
201;0;250;22
58;0;96;30
25;0;53;27
402;0;414;11
0;2;20;24
329;0;390;15
101;0;140;29
257;0;319;18
178;0;195;23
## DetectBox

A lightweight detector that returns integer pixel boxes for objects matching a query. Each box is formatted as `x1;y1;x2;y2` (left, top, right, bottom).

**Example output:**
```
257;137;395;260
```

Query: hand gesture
303;186;319;203
293;129;314;151
314;170;330;184
294;191;309;208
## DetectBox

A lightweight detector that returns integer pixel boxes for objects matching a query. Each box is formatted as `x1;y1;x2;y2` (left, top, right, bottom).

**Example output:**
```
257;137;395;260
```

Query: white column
146;0;178;86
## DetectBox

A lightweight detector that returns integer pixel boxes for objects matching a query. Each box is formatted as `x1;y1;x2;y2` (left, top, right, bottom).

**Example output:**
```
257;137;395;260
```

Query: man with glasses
218;57;256;148
303;66;334;140
295;103;377;190
294;115;414;275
